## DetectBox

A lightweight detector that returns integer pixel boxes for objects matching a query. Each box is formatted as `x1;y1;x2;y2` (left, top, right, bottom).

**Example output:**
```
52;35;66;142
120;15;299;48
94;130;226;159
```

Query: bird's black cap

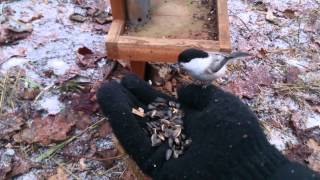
178;48;209;63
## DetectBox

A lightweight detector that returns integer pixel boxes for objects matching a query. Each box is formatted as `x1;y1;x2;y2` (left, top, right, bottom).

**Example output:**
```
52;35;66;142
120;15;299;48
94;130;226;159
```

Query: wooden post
130;61;146;79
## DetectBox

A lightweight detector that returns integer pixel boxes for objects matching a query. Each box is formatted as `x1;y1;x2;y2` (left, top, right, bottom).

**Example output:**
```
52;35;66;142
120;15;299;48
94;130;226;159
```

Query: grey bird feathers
178;48;250;82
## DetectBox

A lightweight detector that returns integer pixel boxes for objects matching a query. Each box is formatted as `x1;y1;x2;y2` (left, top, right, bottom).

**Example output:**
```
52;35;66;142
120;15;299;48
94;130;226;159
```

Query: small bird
178;48;250;83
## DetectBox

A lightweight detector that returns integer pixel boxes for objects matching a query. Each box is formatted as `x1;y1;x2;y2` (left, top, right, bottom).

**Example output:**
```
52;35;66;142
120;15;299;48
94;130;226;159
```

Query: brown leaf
95;148;118;168
285;66;300;83
164;81;173;92
120;168;138;180
283;9;296;19
307;139;320;172
62;138;90;157
15;112;76;145
8;153;33;177
98;121;112;138
0;27;31;45
257;48;268;58
0;149;13;179
48;167;68;180
76;47;106;69
57;65;81;84
285;144;313;164
71;92;98;114
223;65;273;98
0;113;25;140
19;87;41;100
75;111;92;130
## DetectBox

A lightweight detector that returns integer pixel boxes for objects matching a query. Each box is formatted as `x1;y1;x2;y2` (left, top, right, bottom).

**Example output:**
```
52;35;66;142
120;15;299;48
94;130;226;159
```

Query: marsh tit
178;48;250;83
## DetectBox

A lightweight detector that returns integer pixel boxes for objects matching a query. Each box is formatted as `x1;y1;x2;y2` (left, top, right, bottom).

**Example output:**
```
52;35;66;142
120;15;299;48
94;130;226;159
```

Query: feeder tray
107;0;231;78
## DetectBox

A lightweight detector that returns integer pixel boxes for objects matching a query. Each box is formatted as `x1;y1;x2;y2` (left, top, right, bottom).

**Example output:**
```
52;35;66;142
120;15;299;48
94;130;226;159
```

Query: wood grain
106;20;125;58
112;36;220;62
217;0;231;52
110;0;126;20
130;61;146;79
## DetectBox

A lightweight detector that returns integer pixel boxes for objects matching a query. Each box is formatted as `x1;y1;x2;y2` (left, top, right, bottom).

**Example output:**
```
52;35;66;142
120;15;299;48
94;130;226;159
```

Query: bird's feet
194;80;212;88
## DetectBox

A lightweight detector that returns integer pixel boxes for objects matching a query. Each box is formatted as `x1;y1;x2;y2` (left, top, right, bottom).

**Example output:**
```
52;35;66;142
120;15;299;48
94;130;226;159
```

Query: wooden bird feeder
107;0;231;78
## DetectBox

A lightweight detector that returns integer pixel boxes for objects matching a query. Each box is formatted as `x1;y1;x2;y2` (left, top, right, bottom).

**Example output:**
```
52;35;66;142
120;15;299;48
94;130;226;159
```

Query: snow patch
47;59;70;76
37;94;64;115
267;128;298;151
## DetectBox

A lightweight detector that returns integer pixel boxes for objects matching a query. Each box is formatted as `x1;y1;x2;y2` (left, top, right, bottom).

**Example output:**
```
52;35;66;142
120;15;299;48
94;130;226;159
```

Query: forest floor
0;0;319;179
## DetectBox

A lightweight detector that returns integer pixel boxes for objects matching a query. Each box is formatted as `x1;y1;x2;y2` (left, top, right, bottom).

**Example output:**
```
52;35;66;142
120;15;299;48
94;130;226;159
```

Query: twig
0;72;9;114
7;69;23;109
297;0;302;44
58;153;124;161
33;83;55;103
229;10;250;31
35;118;106;162
52;159;81;180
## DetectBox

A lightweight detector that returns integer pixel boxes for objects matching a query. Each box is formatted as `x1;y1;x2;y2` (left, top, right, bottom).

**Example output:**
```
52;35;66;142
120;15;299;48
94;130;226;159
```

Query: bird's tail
226;52;250;60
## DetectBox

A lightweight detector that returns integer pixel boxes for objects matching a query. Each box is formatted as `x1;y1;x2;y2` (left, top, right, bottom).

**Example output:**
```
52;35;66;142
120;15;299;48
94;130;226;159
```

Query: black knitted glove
97;74;319;180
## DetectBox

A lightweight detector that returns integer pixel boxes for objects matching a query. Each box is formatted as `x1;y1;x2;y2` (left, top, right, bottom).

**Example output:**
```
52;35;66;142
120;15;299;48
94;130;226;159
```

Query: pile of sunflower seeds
144;97;192;160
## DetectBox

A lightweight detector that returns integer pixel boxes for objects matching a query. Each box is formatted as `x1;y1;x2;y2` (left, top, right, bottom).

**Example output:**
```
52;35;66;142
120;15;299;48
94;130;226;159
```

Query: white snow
37;94;64;115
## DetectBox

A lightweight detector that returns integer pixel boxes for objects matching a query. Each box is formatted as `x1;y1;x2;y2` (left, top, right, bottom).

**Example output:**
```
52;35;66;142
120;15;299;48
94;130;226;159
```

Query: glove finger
96;81;156;165
121;73;174;105
177;84;222;110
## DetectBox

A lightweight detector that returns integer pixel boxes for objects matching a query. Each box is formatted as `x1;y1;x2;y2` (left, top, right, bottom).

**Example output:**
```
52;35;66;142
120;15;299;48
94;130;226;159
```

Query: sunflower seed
184;139;192;147
168;138;173;147
158;133;165;141
173;149;180;158
144;97;191;159
155;97;167;103
166;149;173;160
172;127;182;138
151;134;161;147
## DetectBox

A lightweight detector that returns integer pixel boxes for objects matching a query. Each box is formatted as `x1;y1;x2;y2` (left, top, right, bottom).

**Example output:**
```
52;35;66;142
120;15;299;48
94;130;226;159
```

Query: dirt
124;0;218;40
0;0;319;179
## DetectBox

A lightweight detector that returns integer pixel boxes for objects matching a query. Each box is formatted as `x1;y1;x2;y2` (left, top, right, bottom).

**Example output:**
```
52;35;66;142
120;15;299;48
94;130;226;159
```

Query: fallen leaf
285;66;300;83
8;153;33;177
62;138;90;157
57;65;81;84
312;106;320;114
307;139;320;172
79;158;88;170
120;168;138;180
48;167;68;180
223;65;273;98
283;9;296;19
20;13;44;23
0;47;27;65
266;9;279;25
15;112;76;145
253;1;267;12
76;47;106;69
0;149;14;179
75;111;92;130
0;27;31;45
257;48;268;58
0;113;25;140
19;87;41;100
98;121;112;138
71;92;98;114
285;144;313;164
164;81;173;92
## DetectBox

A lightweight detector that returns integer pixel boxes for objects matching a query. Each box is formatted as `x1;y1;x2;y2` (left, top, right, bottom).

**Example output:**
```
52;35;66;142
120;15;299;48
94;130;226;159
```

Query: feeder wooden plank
130;61;146;79
110;0;126;20
109;36;220;62
217;0;231;52
106;20;125;58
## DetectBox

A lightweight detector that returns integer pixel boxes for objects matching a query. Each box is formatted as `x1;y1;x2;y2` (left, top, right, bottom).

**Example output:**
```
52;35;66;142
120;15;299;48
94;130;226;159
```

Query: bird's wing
204;54;229;74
